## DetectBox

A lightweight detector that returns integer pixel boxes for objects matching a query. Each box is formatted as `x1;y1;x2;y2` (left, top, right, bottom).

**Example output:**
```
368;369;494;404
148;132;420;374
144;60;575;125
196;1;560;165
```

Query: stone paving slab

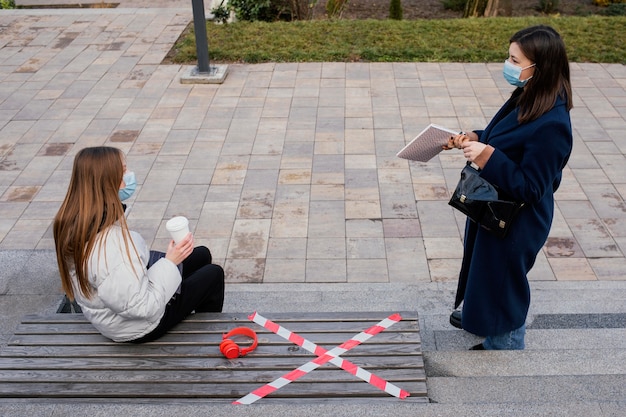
0;7;625;417
0;8;625;289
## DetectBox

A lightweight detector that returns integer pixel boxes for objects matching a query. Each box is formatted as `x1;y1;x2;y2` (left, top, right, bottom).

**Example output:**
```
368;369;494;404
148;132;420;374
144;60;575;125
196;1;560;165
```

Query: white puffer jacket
72;225;182;342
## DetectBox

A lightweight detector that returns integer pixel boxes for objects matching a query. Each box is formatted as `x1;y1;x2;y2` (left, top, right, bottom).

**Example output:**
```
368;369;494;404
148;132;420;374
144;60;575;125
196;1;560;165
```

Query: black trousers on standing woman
131;246;224;343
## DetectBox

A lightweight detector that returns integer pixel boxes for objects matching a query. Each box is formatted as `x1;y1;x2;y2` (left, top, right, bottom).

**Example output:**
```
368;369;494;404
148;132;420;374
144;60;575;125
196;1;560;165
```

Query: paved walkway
1;7;625;287
0;6;625;416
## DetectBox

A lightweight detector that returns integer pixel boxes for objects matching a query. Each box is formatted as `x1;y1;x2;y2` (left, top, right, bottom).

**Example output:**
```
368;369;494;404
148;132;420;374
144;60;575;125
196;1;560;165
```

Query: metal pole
191;0;210;74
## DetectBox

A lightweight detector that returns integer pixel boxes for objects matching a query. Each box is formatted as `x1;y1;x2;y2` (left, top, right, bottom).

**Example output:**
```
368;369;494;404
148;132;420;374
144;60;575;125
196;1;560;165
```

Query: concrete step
1;401;622;417
431;328;626;351
424;338;626;406
425;348;626;377
427;374;626;405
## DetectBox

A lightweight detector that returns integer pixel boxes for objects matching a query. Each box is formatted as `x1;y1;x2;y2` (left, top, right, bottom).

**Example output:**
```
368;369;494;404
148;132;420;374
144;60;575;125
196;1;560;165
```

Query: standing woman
444;25;573;350
54;146;224;343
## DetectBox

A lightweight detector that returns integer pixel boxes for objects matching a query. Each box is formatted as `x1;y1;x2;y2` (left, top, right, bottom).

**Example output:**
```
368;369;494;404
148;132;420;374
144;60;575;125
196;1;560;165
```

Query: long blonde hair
53;146;136;301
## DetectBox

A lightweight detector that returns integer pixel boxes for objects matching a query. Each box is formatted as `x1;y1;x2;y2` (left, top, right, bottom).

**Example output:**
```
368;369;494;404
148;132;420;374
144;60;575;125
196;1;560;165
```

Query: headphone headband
221;326;258;357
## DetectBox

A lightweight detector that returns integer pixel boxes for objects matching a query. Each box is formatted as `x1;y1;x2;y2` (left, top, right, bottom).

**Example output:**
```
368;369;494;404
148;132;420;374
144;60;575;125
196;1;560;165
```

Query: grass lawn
165;16;626;64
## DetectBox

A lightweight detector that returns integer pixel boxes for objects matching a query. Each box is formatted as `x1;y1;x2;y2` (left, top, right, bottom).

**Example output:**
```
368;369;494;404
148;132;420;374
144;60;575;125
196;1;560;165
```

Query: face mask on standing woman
503;60;535;88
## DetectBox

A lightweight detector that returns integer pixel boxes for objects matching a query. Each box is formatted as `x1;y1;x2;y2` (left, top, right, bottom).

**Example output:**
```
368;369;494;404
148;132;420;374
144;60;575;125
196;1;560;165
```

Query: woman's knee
194;245;212;263
211;264;225;284
200;263;224;284
183;246;213;276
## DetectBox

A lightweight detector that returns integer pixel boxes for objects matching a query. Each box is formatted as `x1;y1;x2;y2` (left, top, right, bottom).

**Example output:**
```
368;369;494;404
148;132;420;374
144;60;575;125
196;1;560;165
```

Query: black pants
132;246;224;343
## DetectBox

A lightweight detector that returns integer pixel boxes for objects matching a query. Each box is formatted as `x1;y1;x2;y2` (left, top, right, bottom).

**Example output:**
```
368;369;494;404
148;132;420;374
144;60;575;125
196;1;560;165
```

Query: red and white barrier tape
233;312;410;405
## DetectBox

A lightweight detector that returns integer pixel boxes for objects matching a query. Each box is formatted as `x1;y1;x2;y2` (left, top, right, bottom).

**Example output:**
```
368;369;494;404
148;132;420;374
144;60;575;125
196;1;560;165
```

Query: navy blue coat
455;89;573;337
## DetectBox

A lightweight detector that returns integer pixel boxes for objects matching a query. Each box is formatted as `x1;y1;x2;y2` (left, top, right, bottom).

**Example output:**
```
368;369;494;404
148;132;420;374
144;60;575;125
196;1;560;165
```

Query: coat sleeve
480;108;572;204
93;229;182;320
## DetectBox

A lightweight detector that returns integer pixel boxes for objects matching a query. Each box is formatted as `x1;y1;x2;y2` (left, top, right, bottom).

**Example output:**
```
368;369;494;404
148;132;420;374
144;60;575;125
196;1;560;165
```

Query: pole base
180;64;229;84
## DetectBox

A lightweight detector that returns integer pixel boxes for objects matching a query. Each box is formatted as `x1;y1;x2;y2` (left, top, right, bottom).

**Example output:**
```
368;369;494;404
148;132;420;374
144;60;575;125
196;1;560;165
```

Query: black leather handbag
448;162;524;238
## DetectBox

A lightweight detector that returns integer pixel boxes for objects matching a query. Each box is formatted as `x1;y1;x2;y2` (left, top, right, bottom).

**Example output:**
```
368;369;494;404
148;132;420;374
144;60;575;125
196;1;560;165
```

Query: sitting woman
53;146;224;343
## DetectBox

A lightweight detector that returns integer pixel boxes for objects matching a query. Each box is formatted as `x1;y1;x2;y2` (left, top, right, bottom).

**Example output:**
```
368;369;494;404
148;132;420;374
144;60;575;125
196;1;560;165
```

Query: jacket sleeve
93;229;182;320
480;109;572;204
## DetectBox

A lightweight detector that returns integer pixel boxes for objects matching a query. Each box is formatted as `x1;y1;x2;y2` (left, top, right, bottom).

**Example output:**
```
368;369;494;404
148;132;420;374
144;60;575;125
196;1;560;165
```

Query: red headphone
220;327;258;359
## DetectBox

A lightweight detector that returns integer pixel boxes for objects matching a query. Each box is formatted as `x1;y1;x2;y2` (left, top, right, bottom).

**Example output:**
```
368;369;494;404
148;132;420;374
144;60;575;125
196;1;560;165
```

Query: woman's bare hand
165;233;194;265
443;131;477;150
461;141;488;163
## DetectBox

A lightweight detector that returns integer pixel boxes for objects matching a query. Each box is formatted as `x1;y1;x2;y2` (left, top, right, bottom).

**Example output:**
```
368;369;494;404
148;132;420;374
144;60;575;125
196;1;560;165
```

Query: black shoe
449;310;462;329
470;343;485;350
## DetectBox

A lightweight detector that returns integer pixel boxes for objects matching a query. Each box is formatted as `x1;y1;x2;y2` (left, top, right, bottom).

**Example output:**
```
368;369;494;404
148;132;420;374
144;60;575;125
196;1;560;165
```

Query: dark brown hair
511;25;573;123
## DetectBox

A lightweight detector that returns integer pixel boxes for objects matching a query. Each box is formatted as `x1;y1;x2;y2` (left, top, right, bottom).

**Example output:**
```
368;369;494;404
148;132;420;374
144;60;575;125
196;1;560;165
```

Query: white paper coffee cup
166;216;189;244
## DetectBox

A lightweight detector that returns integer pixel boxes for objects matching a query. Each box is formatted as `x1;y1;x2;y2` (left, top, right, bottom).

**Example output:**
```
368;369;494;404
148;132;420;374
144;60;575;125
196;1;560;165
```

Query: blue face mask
503;60;535;88
118;171;136;201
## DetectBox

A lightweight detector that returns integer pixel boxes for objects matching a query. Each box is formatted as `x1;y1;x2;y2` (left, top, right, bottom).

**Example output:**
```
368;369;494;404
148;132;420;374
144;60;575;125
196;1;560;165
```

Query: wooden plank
12;319;419;335
0;355;423;370
0;368;426;383
0;311;427;402
17;311;417;322
0;380;428;399
9;332;418;348
0;343;422;357
15;313;419;334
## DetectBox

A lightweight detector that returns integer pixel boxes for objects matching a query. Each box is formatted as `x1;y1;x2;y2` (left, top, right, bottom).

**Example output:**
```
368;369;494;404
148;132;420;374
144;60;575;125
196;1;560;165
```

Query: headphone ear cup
220;339;240;359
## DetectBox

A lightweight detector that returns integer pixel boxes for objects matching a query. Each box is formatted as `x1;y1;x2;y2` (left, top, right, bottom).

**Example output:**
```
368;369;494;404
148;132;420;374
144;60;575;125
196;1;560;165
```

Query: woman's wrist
473;145;494;169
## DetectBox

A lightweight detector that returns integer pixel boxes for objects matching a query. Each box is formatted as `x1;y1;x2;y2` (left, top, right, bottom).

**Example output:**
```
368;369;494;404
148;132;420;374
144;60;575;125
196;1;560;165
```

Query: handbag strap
465;161;480;171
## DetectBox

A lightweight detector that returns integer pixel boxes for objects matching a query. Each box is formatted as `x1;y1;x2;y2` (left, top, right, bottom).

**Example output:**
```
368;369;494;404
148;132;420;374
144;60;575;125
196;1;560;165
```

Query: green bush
326;0;348;18
229;0;273;21
442;0;466;12
0;0;15;9
228;0;315;21
603;3;626;14
538;0;559;14
389;0;403;20
211;0;231;24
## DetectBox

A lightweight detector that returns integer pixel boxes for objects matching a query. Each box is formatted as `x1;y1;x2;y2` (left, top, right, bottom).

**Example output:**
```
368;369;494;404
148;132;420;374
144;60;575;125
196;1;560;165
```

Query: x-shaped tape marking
233;312;410;405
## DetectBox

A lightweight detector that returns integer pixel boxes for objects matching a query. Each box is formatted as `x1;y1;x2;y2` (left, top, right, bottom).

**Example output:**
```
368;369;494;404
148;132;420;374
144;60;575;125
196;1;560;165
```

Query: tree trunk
463;0;501;17
463;0;486;17
483;0;500;16
463;0;481;17
290;0;310;19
